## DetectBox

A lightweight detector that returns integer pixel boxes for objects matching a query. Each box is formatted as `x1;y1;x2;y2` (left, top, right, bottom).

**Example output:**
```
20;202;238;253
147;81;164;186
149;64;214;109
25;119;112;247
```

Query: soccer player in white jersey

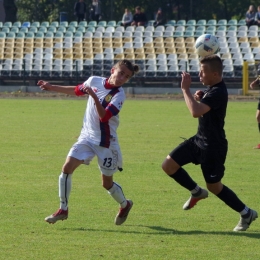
37;60;139;225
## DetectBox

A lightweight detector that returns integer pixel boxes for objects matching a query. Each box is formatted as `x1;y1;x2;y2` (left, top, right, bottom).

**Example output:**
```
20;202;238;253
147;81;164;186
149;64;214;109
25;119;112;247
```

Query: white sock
191;185;201;195
108;182;127;208
59;172;72;210
240;206;249;216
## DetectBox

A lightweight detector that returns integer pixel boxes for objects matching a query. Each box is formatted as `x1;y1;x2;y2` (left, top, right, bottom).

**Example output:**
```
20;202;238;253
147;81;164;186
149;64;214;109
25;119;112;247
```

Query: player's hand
250;78;259;89
194;90;204;101
81;85;95;98
37;80;52;91
181;71;191;91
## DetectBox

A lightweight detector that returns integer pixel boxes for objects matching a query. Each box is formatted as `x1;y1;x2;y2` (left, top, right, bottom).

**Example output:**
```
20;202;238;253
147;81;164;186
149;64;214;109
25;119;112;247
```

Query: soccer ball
195;34;220;58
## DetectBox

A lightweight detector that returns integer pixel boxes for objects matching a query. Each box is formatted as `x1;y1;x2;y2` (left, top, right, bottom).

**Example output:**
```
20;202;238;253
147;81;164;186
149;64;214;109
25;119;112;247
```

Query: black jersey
194;80;228;150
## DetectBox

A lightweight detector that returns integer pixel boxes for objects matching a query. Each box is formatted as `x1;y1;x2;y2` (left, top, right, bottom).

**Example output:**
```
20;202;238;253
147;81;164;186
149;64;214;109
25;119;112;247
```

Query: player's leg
162;138;208;210
207;181;258;231
45;143;94;224
254;105;260;148
96;144;133;225
202;150;258;231
45;156;82;224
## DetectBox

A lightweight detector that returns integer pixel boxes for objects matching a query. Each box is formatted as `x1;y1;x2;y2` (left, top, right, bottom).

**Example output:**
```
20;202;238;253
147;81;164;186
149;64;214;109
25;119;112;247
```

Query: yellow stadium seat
188;53;199;60
178;53;188;59
125;53;135;60
83;52;93;59
176;47;186;54
144;42;154;48
14;52;23;59
63;53;73;59
154;42;164;48
155;47;165;54
123;37;132;43
53;53;63;59
237;37;248;43
124;48;134;54
83;42;92;48
146;53;156;59
144;47;155;55
174;37;184;43
113;42;123;48
221;53;232;59
73;52;83;59
34;42;44;48
114;53;124;60
103;42;113;48
165;47;176;54
93;47;103;54
4;52;13;59
93;37;102;44
23;47;34;53
93;42;102;48
135;53;145;59
186;47;196;54
135;47;145;54
250;42;260;48
175;42;185;48
154;37;163;43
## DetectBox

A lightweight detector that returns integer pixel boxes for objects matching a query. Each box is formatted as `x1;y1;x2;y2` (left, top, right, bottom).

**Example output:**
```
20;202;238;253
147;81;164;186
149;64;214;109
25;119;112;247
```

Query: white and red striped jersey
78;76;125;148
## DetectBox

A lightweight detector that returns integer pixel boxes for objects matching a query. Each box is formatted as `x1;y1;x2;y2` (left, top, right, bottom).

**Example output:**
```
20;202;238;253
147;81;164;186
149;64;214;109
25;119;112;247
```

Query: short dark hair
135;6;141;10
115;59;139;76
200;55;223;75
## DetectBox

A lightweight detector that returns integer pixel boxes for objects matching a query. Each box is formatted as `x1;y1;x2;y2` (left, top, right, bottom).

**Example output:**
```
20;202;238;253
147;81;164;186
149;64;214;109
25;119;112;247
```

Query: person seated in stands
255;5;260;26
245;5;256;27
131;6;147;26
154;8;164;27
120;8;133;28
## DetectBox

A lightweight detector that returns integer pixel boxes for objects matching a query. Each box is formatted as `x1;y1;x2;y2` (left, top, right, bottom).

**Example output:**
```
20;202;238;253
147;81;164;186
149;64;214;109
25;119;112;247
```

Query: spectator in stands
38;59;139;226
249;68;260;149
245;5;256;27
255;5;260;26
131;6;147;26
154;8;164;27
74;0;87;23
120;8;133;28
92;0;102;23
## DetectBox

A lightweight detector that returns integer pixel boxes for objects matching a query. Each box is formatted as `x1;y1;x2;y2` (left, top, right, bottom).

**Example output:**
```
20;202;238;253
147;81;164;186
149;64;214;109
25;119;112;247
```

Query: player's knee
161;160;171;174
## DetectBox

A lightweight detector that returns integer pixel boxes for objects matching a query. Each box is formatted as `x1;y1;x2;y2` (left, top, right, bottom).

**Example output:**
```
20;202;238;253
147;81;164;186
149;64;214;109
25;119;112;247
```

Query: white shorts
67;140;123;176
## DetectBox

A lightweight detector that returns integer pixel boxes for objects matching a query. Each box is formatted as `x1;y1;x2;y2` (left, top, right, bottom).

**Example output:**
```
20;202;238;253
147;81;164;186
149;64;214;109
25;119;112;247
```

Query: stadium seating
0;18;257;80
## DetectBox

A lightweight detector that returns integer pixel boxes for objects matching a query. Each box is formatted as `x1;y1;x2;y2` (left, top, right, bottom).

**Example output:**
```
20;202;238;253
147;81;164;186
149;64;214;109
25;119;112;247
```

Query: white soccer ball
195;34;220;58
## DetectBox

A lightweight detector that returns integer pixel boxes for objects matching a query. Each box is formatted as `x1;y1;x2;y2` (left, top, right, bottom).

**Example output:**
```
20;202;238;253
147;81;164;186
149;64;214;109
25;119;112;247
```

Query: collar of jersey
104;79;121;89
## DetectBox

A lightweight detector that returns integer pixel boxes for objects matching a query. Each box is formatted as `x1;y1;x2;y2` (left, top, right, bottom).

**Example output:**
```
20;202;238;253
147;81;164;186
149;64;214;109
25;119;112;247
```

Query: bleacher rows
0;19;259;79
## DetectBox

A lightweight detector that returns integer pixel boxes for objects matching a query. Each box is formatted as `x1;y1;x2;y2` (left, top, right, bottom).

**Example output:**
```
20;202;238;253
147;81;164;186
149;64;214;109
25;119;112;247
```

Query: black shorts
169;137;227;184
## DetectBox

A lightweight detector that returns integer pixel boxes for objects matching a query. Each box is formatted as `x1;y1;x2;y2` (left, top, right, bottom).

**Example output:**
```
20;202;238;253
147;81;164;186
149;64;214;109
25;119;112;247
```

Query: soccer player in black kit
162;55;258;231
250;63;260;149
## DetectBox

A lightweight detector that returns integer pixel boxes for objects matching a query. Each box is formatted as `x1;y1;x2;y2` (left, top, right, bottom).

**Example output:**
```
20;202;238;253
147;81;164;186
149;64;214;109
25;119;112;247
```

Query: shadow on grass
60;225;260;238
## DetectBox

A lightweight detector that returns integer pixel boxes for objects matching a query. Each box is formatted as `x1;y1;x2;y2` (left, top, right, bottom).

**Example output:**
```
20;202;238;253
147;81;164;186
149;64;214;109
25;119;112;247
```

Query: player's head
135;6;141;13
109;59;139;86
199;55;223;86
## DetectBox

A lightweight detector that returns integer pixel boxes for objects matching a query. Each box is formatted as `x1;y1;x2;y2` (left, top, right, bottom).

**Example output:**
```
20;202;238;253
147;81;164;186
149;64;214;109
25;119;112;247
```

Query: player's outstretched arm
250;78;259;89
37;80;77;96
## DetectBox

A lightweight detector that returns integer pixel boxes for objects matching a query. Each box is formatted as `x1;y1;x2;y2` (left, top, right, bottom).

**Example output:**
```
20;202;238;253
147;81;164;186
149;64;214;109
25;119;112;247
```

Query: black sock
216;185;245;212
258;123;260;133
169;168;197;191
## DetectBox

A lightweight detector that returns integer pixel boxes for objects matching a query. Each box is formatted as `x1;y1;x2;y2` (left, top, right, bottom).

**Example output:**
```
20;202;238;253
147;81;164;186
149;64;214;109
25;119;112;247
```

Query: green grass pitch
0;98;260;259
